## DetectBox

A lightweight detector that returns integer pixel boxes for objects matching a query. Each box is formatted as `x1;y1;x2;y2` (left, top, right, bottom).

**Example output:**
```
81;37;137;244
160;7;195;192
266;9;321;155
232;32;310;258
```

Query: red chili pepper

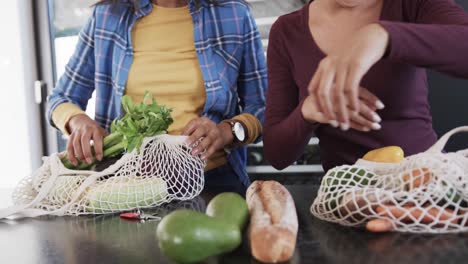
120;212;141;220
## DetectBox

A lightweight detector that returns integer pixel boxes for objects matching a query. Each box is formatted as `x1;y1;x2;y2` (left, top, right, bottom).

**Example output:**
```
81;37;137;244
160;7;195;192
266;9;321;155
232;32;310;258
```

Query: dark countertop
1;184;468;264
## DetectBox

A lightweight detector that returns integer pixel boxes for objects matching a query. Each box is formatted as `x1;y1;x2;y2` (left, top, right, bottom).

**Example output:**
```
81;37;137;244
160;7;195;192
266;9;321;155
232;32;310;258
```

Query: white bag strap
426;126;468;154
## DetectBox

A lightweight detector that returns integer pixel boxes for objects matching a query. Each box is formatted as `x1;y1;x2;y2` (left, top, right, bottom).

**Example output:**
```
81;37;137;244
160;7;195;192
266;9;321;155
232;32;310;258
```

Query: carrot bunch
367;204;459;232
361;147;466;232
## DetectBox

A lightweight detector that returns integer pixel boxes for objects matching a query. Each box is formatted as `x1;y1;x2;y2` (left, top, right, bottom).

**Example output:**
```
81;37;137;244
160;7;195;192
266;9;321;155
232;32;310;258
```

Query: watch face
233;122;246;142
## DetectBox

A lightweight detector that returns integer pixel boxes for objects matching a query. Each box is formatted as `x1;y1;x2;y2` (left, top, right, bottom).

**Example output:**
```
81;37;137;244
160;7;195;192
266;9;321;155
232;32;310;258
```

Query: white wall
0;2;41;189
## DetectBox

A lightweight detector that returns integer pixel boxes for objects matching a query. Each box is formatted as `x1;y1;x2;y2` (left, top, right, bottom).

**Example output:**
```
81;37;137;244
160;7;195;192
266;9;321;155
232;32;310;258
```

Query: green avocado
156;209;242;264
206;192;249;230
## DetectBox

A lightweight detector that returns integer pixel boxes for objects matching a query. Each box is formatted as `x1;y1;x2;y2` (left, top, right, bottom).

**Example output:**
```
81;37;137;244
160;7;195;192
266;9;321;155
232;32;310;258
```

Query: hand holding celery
61;92;173;170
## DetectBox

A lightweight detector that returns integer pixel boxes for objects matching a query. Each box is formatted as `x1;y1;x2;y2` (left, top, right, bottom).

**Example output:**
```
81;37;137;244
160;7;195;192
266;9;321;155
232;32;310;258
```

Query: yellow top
126;4;225;170
126;5;205;135
52;4;263;172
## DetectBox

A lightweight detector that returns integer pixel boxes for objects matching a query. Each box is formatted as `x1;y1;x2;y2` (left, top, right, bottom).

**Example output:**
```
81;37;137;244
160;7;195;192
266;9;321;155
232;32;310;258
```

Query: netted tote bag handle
427;126;468;155
0;134;205;220
354;126;468;172
311;126;468;233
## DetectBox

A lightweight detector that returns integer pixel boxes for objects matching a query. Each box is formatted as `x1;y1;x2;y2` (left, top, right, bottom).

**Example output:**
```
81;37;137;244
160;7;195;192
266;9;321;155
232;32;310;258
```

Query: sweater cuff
297;97;319;132
51;103;86;135
378;21;403;61
230;113;262;146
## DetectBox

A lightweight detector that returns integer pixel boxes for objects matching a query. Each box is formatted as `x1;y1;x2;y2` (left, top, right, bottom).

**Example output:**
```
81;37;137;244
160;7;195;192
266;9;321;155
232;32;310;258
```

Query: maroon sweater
264;0;468;171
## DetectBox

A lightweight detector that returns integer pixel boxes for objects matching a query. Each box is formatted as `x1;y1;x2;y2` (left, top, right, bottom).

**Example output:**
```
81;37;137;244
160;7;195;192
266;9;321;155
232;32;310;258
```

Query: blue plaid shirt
47;0;267;186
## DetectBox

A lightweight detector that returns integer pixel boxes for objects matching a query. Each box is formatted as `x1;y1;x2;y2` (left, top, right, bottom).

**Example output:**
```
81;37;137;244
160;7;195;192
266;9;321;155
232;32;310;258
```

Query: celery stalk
60;91;172;170
103;133;123;149
103;142;126;158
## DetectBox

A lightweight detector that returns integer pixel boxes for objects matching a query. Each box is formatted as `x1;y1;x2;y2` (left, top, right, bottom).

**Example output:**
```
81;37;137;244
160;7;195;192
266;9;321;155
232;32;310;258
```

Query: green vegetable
324;167;377;211
443;185;468;208
61;91;173;170
325;167;376;187
156;210;242;264
446;188;462;204
85;177;168;213
206;192;249;230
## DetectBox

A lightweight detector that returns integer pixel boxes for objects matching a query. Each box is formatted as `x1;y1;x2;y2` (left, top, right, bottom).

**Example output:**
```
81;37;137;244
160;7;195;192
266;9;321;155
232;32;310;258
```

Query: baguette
246;180;298;263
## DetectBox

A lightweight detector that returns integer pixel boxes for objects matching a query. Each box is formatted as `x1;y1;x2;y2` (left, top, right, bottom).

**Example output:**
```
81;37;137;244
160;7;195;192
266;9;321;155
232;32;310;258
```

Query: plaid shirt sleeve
46;8;97;129
236;7;268;141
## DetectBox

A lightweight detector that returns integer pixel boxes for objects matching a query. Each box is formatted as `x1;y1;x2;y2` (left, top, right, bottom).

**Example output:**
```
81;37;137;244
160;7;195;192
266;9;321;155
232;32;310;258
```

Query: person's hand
67;114;107;166
302;87;382;132
182;117;233;161
308;23;389;130
366;204;459;233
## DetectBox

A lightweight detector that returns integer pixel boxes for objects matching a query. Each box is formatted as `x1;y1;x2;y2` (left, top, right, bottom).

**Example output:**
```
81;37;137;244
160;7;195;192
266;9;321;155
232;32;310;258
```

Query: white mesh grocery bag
0;134;205;219
311;126;468;233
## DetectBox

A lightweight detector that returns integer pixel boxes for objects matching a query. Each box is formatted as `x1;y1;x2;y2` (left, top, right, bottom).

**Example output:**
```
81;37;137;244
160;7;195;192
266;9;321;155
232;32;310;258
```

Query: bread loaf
246;180;298;263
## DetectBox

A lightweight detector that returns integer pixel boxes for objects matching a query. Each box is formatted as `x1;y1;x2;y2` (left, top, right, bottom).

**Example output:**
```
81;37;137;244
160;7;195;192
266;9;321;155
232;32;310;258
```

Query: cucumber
444;186;467;207
206;192;249;230
156;210;242;264
446;187;462;204
85;177;168;213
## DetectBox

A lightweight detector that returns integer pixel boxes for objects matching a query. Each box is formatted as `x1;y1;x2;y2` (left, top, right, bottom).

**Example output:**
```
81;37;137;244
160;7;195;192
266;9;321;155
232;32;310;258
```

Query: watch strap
222;119;248;147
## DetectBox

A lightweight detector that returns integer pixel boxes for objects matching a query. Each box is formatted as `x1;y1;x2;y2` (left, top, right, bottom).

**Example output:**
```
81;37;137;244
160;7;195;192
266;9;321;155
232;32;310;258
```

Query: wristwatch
226;120;246;144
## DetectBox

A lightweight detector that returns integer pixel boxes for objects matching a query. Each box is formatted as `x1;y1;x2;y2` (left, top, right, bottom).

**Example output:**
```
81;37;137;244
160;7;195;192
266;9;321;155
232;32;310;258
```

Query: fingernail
372;113;382;122
352;111;359;117
340;123;350;131
201;155;206;160
192;149;199;156
97;155;103;161
363;127;371;132
372;123;382;130
330;120;339;127
86;158;93;164
376;101;385;110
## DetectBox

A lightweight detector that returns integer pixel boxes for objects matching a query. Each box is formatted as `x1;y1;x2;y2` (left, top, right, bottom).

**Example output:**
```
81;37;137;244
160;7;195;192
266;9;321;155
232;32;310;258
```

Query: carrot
402;168;432;189
459;209;468;216
366;219;394;232
376;205;458;224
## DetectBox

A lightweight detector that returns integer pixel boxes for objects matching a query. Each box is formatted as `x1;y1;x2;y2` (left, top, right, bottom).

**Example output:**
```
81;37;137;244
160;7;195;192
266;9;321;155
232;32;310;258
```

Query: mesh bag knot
0;134;205;219
311;126;468;233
